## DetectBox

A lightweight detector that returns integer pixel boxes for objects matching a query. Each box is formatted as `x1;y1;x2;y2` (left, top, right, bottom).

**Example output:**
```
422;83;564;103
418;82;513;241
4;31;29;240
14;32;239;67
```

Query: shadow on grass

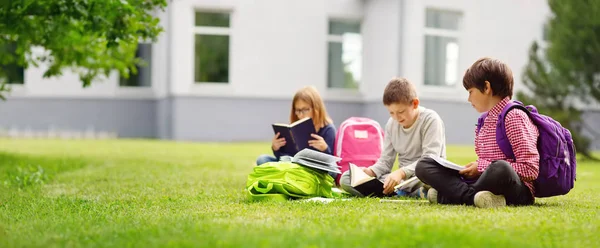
530;201;567;207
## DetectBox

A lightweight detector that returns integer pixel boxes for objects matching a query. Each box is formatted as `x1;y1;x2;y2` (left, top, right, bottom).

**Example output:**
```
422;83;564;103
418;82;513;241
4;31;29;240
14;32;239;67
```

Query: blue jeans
395;187;426;198
256;154;278;166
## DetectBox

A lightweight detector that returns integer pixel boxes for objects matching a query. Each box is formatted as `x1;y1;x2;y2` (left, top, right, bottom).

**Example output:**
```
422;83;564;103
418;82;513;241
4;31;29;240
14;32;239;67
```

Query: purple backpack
476;100;576;198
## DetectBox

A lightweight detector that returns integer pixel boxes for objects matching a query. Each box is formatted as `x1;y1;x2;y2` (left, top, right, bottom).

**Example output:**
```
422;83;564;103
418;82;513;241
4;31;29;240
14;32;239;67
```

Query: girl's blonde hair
290;86;333;132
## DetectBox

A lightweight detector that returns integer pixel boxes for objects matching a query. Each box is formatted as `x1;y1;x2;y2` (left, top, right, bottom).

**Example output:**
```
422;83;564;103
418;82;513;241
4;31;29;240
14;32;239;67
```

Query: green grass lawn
0;139;598;248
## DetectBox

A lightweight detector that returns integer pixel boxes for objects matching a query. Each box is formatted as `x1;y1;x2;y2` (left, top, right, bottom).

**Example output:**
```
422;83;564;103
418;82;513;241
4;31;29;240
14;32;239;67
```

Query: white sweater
369;106;447;179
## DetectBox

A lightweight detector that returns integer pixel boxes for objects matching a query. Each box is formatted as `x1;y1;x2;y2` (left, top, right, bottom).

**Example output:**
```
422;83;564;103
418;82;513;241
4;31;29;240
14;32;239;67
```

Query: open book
393;176;421;192
272;117;316;156
348;163;386;197
424;154;465;171
288;148;342;174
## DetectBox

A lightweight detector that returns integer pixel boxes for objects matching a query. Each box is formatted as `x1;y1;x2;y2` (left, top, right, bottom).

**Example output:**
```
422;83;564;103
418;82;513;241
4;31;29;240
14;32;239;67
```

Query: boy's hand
459;162;480;179
383;169;406;195
361;167;376;177
271;132;286;151
308;134;328;152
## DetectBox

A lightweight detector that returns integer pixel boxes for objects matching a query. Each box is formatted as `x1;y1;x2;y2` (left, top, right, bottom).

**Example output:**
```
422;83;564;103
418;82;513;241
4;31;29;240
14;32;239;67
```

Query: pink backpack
334;117;384;184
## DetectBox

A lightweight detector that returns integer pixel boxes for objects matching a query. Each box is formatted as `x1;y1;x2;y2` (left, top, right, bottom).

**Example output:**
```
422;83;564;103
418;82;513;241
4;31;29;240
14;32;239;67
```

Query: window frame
423;9;462;88
193;11;231;84
119;42;153;88
1;42;25;85
326;19;362;90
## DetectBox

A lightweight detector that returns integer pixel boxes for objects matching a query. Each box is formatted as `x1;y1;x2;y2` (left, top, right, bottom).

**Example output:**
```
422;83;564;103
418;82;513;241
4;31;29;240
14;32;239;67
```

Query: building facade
1;0;599;148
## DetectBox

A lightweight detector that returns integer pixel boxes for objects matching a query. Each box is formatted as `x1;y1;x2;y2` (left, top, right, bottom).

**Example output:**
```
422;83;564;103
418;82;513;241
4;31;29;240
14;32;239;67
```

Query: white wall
398;0;550;103
11;51;161;99
361;0;403;101
153;6;171;99
170;0;364;100
8;0;553;105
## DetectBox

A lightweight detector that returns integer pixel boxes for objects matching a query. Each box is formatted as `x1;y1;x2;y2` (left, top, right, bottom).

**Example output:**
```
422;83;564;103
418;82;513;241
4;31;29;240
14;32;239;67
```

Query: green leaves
546;0;600;104
520;0;600;159
0;0;167;97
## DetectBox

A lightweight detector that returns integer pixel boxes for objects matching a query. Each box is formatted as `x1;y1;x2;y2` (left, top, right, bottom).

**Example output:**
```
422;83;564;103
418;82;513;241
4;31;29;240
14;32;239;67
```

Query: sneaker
422;184;432;191
427;188;438;204
474;191;506;208
415;187;428;199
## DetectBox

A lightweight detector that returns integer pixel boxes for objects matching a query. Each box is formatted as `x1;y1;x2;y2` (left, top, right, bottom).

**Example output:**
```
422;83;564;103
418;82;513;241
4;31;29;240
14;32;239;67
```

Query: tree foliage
0;0;167;99
519;0;600;158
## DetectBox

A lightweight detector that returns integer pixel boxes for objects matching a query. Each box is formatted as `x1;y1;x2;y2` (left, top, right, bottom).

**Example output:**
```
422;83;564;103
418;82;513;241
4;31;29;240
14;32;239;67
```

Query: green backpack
246;162;340;201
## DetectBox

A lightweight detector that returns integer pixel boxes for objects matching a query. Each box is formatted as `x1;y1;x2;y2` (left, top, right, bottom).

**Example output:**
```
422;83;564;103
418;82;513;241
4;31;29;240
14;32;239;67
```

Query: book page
299;197;352;203
350;163;376;187
294;149;341;164
425;154;465;171
393;176;420;190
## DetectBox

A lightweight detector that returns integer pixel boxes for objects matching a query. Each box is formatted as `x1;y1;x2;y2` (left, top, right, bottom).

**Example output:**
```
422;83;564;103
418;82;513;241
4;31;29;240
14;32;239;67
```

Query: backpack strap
495;100;532;160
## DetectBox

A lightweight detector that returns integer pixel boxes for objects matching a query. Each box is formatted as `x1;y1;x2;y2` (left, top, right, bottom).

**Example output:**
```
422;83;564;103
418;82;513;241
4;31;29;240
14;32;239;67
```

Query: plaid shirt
475;97;540;196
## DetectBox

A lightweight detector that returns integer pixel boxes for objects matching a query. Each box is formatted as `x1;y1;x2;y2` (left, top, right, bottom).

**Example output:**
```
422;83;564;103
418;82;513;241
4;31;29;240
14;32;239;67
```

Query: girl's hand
272;132;286;151
308;134;328;152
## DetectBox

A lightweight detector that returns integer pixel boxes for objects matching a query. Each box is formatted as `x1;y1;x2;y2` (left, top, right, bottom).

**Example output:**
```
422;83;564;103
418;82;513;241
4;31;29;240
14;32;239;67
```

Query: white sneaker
474;191;506;208
427;188;438;204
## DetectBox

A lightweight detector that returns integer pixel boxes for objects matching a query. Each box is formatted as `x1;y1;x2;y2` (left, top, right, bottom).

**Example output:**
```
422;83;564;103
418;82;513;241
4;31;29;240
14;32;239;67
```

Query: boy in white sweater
340;77;447;197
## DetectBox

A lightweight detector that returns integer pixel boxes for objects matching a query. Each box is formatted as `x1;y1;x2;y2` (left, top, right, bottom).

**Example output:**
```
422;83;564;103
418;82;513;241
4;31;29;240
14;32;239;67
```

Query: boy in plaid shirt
415;57;540;208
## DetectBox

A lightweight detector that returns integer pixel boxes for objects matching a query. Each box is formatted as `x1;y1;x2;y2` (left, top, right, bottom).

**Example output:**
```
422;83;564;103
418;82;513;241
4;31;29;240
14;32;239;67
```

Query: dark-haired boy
415;57;540;208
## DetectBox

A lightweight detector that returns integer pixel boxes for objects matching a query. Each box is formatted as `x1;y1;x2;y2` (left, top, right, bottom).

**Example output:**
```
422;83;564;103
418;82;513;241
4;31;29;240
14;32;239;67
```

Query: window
327;20;362;89
0;42;24;85
194;12;230;84
424;9;461;86
120;43;152;87
540;19;550;49
542;20;550;42
538;20;551;68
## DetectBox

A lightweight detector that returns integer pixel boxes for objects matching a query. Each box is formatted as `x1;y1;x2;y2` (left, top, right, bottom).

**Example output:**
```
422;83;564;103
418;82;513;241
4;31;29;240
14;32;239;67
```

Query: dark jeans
415;157;534;206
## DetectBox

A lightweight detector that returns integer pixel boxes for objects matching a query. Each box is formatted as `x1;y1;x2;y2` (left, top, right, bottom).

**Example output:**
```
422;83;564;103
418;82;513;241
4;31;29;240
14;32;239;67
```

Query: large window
194;12;230;84
540;19;550;48
542;22;550;42
120;43;152;87
328;20;362;89
0;42;24;85
424;9;461;86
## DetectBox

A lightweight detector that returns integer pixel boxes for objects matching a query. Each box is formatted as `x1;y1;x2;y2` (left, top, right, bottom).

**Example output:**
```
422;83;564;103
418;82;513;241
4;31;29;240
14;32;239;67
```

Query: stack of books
284;148;342;174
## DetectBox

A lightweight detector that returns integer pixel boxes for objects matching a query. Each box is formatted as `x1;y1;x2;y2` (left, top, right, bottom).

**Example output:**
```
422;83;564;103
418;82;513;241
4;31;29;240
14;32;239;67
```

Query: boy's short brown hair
383;77;417;105
462;57;514;98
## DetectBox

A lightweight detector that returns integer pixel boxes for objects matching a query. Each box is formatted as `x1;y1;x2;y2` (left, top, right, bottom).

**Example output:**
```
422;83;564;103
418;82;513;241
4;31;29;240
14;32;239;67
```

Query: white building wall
5;0;598;145
361;0;402;102
400;0;550;103
5;0;555;103
169;0;364;100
